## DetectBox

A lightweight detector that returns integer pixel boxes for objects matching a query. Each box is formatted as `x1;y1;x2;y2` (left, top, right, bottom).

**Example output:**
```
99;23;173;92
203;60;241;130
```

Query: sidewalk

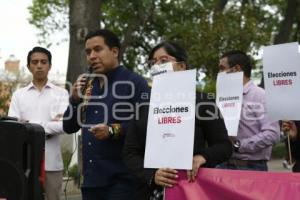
60;193;81;200
268;158;292;172
61;179;81;200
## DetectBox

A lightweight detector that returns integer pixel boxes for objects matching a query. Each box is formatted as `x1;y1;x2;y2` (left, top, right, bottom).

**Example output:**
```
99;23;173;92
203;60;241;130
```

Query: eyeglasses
147;55;177;67
218;64;238;73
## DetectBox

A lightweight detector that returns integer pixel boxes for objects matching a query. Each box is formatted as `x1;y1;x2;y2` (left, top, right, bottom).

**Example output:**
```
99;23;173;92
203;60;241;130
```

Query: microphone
87;66;93;74
81;66;93;98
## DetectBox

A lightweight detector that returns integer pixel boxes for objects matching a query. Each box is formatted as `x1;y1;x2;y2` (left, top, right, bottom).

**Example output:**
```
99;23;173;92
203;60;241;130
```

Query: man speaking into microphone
63;29;150;200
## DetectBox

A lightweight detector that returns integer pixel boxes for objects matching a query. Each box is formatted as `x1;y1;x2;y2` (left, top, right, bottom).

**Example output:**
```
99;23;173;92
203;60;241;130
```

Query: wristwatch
233;140;241;152
108;126;114;138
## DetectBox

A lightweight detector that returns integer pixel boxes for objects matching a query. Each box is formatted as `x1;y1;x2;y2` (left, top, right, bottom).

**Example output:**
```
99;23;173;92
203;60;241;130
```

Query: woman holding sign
122;41;232;200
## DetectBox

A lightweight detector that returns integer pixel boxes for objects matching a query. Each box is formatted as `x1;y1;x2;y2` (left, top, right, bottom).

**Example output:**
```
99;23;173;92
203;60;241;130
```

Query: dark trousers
216;159;268;171
293;161;300;172
81;176;135;200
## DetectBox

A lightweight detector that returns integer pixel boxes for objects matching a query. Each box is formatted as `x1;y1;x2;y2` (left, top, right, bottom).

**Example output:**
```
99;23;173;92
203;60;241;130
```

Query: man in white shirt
8;47;69;200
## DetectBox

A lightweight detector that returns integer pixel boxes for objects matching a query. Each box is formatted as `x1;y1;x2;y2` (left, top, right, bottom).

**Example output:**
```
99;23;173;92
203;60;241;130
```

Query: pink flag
165;168;300;200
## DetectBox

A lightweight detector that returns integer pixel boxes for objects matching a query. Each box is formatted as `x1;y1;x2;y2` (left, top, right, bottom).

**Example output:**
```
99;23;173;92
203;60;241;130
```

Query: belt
227;159;267;167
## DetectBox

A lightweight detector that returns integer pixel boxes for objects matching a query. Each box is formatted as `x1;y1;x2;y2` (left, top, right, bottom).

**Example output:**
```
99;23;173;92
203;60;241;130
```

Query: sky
0;0;68;76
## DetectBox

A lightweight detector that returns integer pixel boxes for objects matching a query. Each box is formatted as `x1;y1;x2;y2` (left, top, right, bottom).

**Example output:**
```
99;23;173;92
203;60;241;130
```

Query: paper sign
144;70;196;169
263;42;300;120
216;72;243;136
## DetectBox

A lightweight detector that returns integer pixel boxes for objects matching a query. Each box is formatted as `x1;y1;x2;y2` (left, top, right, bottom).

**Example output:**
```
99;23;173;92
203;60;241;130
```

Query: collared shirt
63;66;150;187
233;80;280;161
8;81;69;171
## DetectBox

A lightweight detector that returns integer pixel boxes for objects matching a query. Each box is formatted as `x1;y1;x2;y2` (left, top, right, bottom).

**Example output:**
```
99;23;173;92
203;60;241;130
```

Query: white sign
216;72;243;136
144;70;196;169
263;42;300;120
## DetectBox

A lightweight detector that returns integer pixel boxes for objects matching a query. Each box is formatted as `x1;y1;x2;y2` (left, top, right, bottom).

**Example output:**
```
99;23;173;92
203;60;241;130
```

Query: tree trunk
119;0;156;64
292;7;300;42
214;0;228;12
274;0;298;44
66;0;102;87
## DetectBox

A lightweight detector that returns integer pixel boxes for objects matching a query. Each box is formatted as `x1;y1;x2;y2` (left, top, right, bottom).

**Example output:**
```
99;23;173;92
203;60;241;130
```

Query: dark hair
221;50;252;78
85;29;120;50
27;46;52;66
148;41;188;66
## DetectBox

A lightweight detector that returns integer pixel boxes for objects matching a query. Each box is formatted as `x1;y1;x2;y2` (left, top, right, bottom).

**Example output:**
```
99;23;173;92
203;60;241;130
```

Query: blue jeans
81;176;136;200
216;160;268;171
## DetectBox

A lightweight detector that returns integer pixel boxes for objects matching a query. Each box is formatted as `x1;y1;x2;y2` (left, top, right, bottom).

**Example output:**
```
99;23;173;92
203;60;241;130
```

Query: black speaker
0;119;45;200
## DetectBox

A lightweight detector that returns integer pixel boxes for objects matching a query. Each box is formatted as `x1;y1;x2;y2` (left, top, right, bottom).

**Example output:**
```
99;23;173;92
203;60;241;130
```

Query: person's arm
284;121;300;151
196;99;233;167
32;121;63;136
295;121;300;142
238;98;280;153
8;92;20;119
62;97;81;134
282;120;298;140
103;77;150;140
122;117;156;186
37;89;70;136
63;75;87;134
290;121;300;162
123;118;178;188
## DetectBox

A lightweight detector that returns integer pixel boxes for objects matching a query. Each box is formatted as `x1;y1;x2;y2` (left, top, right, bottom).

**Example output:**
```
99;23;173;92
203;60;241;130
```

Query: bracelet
111;123;122;139
108;126;114;138
233;140;241;152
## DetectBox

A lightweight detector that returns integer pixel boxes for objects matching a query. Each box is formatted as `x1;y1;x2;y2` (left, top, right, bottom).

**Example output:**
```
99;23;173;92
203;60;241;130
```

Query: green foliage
28;0;290;81
0;82;12;117
101;0;284;80
271;142;286;159
28;0;68;46
62;149;72;176
202;78;217;94
68;164;80;185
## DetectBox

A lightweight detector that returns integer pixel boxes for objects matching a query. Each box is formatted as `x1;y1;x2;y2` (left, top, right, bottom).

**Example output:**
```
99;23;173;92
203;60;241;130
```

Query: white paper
144;70;196;169
216;72;243;136
263;42;300;120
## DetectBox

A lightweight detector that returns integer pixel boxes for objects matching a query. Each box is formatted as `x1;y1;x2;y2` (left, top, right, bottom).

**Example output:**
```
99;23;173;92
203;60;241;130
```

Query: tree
28;0;299;83
0;82;11;117
67;0;102;87
0;71;31;117
29;0;102;86
274;0;300;44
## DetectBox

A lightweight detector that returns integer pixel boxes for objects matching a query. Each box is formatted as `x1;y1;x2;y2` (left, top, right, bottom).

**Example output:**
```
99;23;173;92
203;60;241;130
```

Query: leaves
28;0;298;82
28;0;68;45
0;82;12;117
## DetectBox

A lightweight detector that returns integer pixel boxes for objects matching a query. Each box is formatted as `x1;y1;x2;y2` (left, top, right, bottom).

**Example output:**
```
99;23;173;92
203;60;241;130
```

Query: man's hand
187;155;206;182
282;120;298;140
52;114;63;121
70;74;88;102
89;124;109;140
228;136;237;145
154;168;178;187
18;119;29;123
